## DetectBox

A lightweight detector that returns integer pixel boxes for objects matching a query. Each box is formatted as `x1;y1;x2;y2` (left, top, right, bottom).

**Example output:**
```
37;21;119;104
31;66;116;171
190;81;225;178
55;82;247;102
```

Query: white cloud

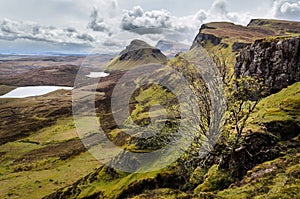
0;0;255;53
0;18;95;46
211;0;228;16
2;0;299;54
119;0;252;40
121;6;172;33
271;0;300;20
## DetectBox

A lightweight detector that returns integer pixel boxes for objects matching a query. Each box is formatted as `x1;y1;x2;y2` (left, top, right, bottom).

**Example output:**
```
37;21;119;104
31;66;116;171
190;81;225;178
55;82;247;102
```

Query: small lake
86;72;109;78
0;86;73;98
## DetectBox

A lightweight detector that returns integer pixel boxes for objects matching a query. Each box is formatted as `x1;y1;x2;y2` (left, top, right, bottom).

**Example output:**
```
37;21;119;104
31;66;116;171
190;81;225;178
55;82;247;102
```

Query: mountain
191;19;300;52
1;19;300;199
191;19;300;95
155;40;189;57
105;40;168;72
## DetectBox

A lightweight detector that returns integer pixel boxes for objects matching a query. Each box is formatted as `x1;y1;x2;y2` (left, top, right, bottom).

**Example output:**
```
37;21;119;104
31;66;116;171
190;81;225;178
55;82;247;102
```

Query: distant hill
105;40;168;72
155;40;189;57
0;65;79;87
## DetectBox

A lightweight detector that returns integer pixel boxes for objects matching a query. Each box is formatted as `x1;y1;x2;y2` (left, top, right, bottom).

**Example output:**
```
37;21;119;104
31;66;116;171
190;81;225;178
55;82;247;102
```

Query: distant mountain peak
106;40;168;72
155;40;189;57
119;39;153;55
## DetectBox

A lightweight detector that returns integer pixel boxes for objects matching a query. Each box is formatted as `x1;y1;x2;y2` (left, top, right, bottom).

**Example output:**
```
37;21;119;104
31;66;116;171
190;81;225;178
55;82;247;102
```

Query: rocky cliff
190;25;222;49
190;19;300;95
191;19;300;52
190;21;275;51
235;37;300;94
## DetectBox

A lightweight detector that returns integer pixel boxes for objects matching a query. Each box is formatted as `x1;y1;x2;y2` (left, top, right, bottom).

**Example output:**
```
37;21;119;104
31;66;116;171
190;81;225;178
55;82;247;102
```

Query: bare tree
225;76;266;152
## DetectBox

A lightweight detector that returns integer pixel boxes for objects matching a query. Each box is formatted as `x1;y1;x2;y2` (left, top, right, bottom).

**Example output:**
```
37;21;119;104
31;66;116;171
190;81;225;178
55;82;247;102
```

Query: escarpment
235;37;300;94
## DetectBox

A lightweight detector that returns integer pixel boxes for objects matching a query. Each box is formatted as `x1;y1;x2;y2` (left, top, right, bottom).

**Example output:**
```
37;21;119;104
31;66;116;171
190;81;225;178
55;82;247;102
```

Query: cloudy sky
0;0;299;54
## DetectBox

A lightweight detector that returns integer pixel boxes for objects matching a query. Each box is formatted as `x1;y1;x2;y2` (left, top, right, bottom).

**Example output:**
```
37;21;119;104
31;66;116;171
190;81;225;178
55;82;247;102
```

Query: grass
22;117;76;145
0;142;42;175
131;188;189;199
248;19;300;36
247;82;300;133
213;82;300;198
1;29;299;199
0;85;16;95
194;165;233;194
0;117;101;198
200;22;272;43
201;19;300;45
73;168;163;199
106;48;168;72
0;151;100;199
261;34;300;42
217;150;300;199
130;84;178;124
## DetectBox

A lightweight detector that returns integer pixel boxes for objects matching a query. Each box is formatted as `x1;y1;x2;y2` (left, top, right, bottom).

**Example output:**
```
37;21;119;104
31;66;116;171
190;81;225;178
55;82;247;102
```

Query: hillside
44;82;300;199
0;65;79;87
105;40;168;72
47;19;300;198
0;19;299;199
248;19;300;35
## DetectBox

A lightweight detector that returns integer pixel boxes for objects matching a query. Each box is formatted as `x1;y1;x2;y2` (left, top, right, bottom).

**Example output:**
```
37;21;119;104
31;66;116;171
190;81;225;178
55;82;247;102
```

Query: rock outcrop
191;26;222;49
232;42;251;52
235;37;300;94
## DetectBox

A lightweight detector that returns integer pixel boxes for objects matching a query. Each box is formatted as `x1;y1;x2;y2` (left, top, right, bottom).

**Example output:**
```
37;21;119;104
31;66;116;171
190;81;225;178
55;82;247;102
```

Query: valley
0;18;299;199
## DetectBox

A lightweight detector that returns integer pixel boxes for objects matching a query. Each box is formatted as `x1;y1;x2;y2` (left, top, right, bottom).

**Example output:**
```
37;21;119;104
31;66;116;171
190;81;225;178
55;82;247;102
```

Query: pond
0;86;73;98
86;72;109;78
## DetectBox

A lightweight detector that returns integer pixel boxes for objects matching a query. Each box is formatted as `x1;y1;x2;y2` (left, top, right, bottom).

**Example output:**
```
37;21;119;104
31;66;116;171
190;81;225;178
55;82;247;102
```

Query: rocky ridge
191;19;300;52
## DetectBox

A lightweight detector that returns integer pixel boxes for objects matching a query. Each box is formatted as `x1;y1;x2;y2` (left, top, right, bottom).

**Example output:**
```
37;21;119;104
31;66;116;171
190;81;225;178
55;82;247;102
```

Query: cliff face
235;37;300;94
191;19;300;54
190;25;222;49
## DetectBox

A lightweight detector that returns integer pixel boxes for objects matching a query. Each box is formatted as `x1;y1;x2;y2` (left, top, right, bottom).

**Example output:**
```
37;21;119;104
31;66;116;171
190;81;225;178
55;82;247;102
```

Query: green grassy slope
0;117;100;199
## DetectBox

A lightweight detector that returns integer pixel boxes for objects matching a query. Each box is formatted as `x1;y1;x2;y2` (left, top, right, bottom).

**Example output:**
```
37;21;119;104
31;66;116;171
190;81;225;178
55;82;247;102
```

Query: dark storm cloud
88;8;110;32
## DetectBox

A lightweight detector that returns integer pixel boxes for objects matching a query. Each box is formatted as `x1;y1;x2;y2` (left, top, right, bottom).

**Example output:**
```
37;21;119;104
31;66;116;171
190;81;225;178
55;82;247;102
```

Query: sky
0;0;299;54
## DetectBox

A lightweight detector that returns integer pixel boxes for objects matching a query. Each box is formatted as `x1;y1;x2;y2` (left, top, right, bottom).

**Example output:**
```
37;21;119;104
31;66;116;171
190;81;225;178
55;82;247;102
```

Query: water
86;72;109;78
0;86;73;98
